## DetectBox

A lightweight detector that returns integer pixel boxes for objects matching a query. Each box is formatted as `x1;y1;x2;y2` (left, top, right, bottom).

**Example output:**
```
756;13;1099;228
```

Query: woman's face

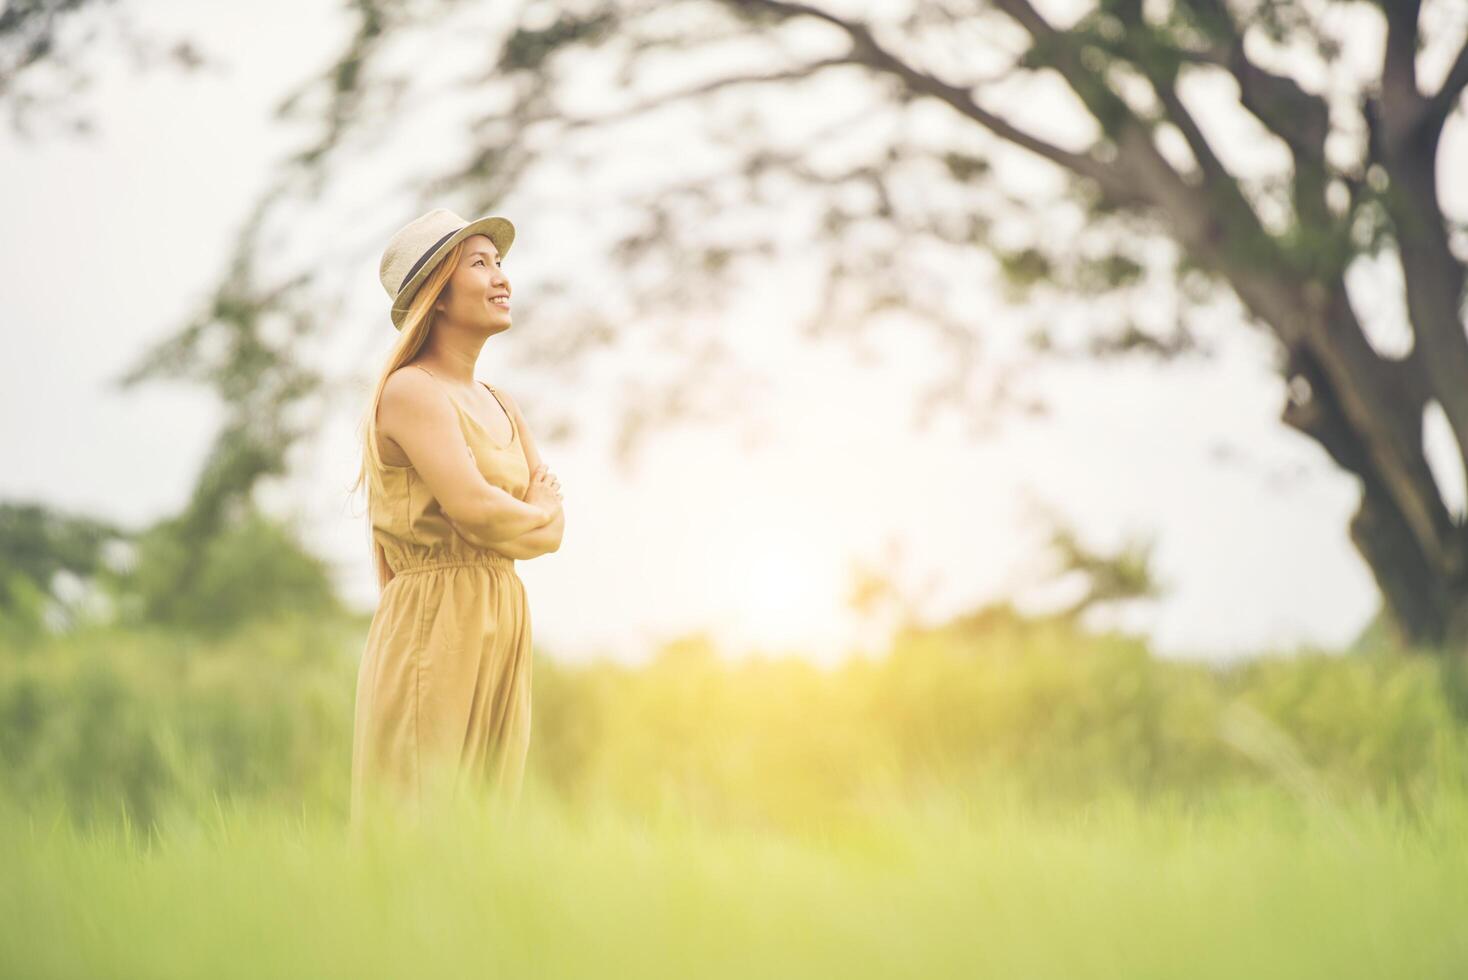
435;234;511;331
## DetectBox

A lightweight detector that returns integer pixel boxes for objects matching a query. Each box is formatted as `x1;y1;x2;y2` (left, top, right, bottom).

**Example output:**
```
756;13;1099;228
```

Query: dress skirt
350;551;533;824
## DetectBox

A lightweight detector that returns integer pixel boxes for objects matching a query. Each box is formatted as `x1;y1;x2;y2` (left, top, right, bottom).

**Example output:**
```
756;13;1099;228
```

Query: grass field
3;775;1465;979
6;612;1468;976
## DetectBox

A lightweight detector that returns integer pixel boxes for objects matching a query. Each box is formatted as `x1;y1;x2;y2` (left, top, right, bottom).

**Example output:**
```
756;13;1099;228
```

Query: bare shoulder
378;365;451;432
381;364;434;409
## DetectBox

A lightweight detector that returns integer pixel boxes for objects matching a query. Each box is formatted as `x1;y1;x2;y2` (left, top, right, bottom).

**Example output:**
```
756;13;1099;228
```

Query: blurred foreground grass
2;775;1465;978
2;607;1468;975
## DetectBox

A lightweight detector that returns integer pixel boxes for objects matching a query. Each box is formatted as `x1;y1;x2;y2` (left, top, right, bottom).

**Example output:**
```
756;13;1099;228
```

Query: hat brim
391;215;515;329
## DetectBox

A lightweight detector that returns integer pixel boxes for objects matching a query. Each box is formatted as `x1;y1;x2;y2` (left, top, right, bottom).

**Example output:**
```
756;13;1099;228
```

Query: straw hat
379;208;515;330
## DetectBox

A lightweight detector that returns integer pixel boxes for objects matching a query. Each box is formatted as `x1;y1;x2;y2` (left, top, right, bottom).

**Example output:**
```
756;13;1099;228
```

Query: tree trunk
1278;329;1468;652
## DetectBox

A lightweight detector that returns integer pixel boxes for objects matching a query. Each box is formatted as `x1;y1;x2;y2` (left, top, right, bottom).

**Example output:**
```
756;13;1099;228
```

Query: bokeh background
4;1;1468;975
19;0;1468;665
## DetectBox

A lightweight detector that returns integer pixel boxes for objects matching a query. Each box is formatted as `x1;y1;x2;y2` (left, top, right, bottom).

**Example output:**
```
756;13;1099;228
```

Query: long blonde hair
351;238;468;593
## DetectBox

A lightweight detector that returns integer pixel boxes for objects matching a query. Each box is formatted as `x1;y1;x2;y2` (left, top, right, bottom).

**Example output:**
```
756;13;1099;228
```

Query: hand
525;464;563;513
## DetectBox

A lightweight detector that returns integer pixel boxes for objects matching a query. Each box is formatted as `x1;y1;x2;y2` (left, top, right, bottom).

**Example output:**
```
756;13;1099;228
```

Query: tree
12;0;1468;650
0;0;207;139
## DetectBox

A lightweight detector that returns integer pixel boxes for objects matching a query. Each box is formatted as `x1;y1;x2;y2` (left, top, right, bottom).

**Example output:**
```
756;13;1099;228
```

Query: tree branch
1422;37;1468;135
1379;0;1423;138
1180;0;1333;231
1095;9;1253;203
720;0;1130;197
557;55;858;130
986;0;1249;254
1358;7;1468;494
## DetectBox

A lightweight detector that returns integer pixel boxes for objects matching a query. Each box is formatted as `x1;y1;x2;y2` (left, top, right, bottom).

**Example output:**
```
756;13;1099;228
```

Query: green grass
2;777;1465;979
5;610;1468;975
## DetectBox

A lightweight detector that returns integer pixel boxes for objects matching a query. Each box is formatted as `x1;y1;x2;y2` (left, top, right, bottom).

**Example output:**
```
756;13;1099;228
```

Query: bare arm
453;498;564;559
447;386;566;560
378;368;554;542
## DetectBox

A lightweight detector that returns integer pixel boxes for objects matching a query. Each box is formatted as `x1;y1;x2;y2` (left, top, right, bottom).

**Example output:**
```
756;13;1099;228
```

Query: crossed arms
378;367;565;562
448;499;564;560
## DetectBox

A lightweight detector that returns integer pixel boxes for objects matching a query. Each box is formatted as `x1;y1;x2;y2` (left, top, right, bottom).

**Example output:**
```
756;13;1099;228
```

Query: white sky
8;0;1462;667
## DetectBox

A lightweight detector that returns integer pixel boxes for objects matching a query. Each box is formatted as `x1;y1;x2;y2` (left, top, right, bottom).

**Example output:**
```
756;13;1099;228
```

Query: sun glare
722;548;842;655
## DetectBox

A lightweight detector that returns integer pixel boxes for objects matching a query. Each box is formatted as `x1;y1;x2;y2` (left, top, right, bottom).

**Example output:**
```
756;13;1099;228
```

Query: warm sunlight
714;544;847;656
9;1;1468;974
739;550;828;640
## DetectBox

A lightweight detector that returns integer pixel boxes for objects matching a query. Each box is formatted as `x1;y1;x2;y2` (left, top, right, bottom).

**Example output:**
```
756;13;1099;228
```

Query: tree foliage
8;0;1468;649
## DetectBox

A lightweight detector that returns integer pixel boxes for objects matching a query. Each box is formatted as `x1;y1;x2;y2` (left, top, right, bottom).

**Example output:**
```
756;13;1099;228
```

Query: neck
416;320;489;384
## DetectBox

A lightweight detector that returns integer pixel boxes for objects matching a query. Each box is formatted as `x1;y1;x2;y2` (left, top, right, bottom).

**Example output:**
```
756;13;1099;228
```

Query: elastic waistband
392;553;515;576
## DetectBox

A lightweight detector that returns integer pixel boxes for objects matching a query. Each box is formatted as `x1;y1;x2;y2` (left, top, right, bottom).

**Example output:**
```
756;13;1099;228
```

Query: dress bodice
369;374;531;573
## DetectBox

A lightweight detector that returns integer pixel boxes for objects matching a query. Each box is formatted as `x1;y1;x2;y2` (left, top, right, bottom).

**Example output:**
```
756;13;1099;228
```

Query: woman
349;208;565;826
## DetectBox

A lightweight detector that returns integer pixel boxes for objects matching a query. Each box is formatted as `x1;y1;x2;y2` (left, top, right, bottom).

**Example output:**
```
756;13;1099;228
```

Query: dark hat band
398;227;460;295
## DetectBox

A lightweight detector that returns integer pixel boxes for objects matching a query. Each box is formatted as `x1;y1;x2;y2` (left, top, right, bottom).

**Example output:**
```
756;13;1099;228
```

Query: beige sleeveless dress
351;365;533;824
